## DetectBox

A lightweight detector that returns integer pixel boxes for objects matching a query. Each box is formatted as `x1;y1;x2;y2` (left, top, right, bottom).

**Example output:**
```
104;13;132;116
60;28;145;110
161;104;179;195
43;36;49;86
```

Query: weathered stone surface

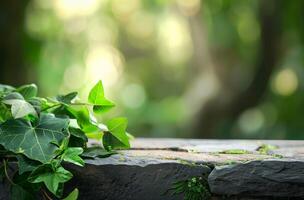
208;159;304;198
131;138;304;155
2;138;304;199
66;156;211;200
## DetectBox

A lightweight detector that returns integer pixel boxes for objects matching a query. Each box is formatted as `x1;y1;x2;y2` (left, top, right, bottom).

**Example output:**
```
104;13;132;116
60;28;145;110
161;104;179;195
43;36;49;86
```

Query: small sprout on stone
220;149;250;154
167;176;211;200
257;144;278;155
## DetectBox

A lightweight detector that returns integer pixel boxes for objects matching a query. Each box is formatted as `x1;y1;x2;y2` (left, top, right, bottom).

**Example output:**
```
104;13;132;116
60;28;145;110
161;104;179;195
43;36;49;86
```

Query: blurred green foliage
2;0;304;139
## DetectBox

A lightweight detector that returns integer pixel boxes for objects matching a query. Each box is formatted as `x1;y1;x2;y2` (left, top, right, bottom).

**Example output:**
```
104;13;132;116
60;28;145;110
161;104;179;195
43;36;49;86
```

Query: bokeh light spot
238;108;265;134
121;84;146;109
85;45;124;88
53;0;101;19
272;68;298;96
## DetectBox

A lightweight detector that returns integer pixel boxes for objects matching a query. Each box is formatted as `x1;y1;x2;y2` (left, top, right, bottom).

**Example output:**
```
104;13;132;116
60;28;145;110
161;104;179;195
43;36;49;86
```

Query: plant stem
3;159;15;185
70;102;94;106
41;189;53;200
41;104;61;112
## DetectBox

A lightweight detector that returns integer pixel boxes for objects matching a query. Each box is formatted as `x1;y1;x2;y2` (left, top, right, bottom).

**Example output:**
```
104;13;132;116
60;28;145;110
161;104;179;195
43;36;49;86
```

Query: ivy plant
0;81;131;200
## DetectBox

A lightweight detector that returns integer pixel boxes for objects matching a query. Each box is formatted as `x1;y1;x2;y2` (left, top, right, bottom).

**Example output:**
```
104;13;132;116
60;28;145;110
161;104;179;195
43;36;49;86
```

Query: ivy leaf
17;155;42;175
103;132;128;151
88;81;115;113
102;118;130;150
69;127;88;142
81;147;116;158
3;92;24;100
56;92;78;104
0;84;15;93
66;105;99;133
62;188;79;200
62;147;84;167
68;127;88;147
0;103;12;123
28;97;49;113
0;113;69;163
2;99;37;119
16;84;38;100
11;172;41;199
10;184;35;200
28;165;73;197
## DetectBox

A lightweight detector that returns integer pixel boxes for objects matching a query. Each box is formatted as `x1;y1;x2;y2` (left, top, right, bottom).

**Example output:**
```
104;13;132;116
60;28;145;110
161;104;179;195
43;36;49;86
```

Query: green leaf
62;147;84;167
17;155;42;175
66;105;99;133
92;100;115;114
81;147;116;158
103;132;128;151
105;117;130;148
10;184;35;200
68;127;88;147
0;103;12;123
62;188;79;200
2;99;37;119
3;92;24;100
88;81;115;113
69;127;88;142
88;81;104;103
28;165;73;197
11;172;41;198
16;84;38;100
0;84;15;93
28;97;49;112
0;113;69;163
56;92;78;104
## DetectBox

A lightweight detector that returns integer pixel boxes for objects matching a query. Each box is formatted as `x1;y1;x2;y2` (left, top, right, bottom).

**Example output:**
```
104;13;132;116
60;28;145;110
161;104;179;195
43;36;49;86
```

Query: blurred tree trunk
0;0;29;86
192;0;283;138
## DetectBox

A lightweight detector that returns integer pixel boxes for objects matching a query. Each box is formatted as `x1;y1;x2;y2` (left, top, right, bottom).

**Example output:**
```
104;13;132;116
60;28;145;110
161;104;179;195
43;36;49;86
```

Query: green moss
178;159;197;167
220;149;250;154
257;144;277;155
168;176;211;200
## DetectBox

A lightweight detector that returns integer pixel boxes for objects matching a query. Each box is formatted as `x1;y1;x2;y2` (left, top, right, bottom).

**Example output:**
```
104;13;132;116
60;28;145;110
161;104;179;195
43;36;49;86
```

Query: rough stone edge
208;159;304;198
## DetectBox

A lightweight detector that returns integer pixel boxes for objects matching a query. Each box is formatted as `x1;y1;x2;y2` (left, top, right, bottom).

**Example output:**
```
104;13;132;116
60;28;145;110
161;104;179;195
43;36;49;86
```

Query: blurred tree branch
0;0;29;86
192;0;283;138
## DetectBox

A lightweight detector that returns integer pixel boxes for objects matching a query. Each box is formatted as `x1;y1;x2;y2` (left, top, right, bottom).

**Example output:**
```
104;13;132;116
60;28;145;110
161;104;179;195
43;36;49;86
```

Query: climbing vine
0;81;131;199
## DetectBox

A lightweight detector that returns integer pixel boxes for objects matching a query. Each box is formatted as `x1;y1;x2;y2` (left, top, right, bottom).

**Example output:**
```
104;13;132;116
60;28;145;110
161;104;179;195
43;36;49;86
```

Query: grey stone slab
117;150;272;166
208;159;304;197
66;159;211;200
2;138;304;199
130;138;304;155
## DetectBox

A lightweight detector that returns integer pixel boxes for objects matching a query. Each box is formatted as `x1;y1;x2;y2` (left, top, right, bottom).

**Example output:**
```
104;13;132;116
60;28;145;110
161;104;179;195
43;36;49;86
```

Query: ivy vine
0;81;131;200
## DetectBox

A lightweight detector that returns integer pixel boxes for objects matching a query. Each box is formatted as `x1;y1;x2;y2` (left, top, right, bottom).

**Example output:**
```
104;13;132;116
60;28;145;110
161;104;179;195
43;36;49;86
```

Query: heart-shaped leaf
28;164;72;197
3;99;37;119
0;113;69;162
17;84;38;100
88;81;115;113
103;117;130;150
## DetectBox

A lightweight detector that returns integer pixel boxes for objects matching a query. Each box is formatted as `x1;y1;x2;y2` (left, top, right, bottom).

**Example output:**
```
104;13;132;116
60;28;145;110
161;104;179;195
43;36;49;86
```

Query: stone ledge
209;159;304;198
2;138;304;199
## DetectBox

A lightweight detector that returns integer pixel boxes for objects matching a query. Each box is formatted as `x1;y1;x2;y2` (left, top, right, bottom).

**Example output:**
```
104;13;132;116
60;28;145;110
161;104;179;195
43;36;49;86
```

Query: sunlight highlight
121;84;146;109
85;45;124;87
157;14;192;65
53;0;101;19
272;68;298;96
238;108;265;134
